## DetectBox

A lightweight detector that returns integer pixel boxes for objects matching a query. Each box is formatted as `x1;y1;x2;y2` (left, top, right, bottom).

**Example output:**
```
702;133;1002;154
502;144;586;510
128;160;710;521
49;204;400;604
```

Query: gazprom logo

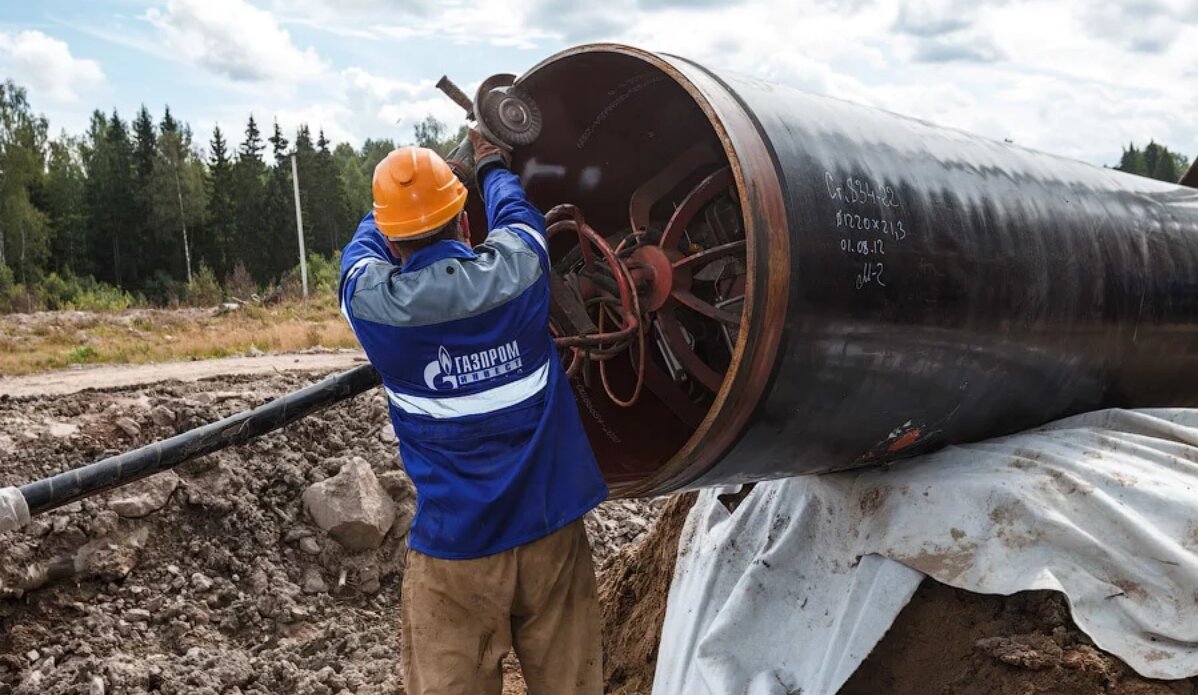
424;341;523;391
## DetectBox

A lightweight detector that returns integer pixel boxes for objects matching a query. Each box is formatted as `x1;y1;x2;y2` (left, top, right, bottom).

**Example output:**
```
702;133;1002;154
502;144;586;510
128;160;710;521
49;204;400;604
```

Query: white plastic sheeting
0;487;30;533
654;409;1198;694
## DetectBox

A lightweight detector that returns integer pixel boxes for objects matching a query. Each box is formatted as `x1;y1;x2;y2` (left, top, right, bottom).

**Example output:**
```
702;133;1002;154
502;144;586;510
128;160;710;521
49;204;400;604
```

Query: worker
338;130;608;695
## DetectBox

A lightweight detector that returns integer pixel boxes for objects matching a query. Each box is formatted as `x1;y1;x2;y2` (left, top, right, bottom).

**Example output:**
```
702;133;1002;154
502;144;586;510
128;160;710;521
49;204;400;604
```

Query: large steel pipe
503;43;1198;496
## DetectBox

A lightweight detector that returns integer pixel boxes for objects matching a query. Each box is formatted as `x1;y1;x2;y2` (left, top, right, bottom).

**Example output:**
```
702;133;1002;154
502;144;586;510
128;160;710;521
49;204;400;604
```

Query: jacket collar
401;239;478;273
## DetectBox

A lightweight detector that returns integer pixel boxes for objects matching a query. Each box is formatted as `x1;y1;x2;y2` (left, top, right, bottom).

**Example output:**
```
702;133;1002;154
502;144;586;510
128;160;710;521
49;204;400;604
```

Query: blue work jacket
338;164;607;559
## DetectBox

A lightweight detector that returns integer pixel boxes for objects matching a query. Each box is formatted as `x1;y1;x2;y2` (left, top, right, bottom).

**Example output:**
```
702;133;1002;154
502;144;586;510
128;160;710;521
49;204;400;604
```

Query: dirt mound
599;492;696;695
0;370;660;694
844;581;1198;695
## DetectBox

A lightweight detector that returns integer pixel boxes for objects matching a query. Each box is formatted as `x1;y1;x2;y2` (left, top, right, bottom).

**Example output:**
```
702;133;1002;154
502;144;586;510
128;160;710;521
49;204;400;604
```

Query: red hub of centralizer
629;244;686;313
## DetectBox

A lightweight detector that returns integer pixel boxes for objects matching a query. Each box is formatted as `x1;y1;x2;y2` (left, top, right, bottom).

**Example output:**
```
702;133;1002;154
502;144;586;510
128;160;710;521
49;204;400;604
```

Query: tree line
0;76;1192;313
1114;141;1190;182
0;79;463;311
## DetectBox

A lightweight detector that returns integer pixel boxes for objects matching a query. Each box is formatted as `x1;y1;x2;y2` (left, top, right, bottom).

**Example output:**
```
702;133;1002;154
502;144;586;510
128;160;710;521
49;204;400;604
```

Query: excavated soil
844;581;1198;695
599;493;696;695
2;365;1197;694
0;370;663;694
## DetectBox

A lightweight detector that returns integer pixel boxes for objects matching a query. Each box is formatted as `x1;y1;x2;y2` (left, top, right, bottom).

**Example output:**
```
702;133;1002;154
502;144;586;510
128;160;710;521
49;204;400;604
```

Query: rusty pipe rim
521;44;791;496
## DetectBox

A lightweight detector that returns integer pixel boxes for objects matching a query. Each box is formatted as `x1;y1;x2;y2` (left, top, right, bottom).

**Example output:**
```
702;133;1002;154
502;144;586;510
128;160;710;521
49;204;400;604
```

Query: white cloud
911;33;1006;63
195;66;468;152
535;0;1198;164
1078;0;1192;54
283;0;1195;165
375;0;558;48
0;30;105;103
64;0;1198;167
269;0;431;37
144;0;327;85
340;68;430;103
335;69;468;145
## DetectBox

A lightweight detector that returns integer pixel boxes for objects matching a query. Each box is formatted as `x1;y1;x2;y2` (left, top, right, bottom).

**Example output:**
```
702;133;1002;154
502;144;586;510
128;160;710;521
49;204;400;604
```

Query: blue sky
2;0;1197;167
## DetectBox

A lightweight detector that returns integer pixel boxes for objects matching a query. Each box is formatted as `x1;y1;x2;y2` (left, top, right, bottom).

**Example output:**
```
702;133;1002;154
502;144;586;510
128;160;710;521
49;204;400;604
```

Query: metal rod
18;365;381;517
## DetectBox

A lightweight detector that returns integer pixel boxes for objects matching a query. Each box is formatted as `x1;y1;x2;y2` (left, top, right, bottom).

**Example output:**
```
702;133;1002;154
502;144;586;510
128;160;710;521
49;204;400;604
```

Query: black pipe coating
19;365;381;516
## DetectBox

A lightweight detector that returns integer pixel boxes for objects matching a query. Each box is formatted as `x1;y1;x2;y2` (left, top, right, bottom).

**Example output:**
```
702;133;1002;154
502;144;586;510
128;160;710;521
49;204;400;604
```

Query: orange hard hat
372;146;468;240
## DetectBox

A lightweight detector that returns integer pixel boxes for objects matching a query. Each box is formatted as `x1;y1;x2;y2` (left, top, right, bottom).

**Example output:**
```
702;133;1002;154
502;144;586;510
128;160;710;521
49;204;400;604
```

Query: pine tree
79;110;109;281
85;110;137;288
294;124;318;255
160;106;178;137
44;136;88;275
335;142;370;226
1117;143;1145;176
268;119;289;166
132;107;157;182
1115;141;1190;183
1144;141;1164;180
129;106;159;289
310;128;350;255
232;114;268;282
262;120;296;281
239;114;264;161
1153;150;1179;182
206;124;236;276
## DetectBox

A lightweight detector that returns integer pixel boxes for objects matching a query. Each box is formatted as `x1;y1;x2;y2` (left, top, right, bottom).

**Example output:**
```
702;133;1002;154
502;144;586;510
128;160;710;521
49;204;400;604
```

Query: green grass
64;345;99;365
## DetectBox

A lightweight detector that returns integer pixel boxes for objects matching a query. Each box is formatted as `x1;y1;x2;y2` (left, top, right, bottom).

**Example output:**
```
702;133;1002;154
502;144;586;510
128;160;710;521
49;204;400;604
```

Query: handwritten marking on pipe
825;172;901;208
840;238;886;256
825;171;908;290
837;211;906;240
855;262;886;289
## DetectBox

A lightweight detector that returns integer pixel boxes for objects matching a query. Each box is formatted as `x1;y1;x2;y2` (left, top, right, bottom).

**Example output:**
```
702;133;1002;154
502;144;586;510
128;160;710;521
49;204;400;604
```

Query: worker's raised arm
479;165;547;254
462;129;547;256
338;213;399;320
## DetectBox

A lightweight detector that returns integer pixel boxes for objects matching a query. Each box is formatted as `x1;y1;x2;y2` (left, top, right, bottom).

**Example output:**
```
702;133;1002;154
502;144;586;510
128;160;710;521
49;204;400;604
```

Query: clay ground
1;359;1197;694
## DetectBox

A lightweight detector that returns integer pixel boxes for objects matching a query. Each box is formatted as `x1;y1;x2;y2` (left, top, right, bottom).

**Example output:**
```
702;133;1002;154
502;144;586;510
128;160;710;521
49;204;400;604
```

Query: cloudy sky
2;0;1197;167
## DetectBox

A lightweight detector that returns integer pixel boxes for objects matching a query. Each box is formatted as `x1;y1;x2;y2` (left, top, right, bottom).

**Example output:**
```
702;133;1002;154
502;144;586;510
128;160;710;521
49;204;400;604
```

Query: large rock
113;417;141;438
150;405;176;427
107;472;180;518
302;458;395;551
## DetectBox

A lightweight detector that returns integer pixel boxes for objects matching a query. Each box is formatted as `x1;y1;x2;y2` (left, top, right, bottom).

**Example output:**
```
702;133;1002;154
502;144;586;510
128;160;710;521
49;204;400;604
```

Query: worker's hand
445;134;475;187
470;128;512;180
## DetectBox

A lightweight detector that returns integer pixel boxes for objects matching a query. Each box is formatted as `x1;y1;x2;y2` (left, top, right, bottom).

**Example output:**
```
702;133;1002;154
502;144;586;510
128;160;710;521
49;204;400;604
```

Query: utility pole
172;153;192;285
291;154;308;299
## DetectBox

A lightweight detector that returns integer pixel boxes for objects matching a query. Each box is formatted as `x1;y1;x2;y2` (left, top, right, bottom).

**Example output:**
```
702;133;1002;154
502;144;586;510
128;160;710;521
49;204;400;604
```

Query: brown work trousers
400;520;603;695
